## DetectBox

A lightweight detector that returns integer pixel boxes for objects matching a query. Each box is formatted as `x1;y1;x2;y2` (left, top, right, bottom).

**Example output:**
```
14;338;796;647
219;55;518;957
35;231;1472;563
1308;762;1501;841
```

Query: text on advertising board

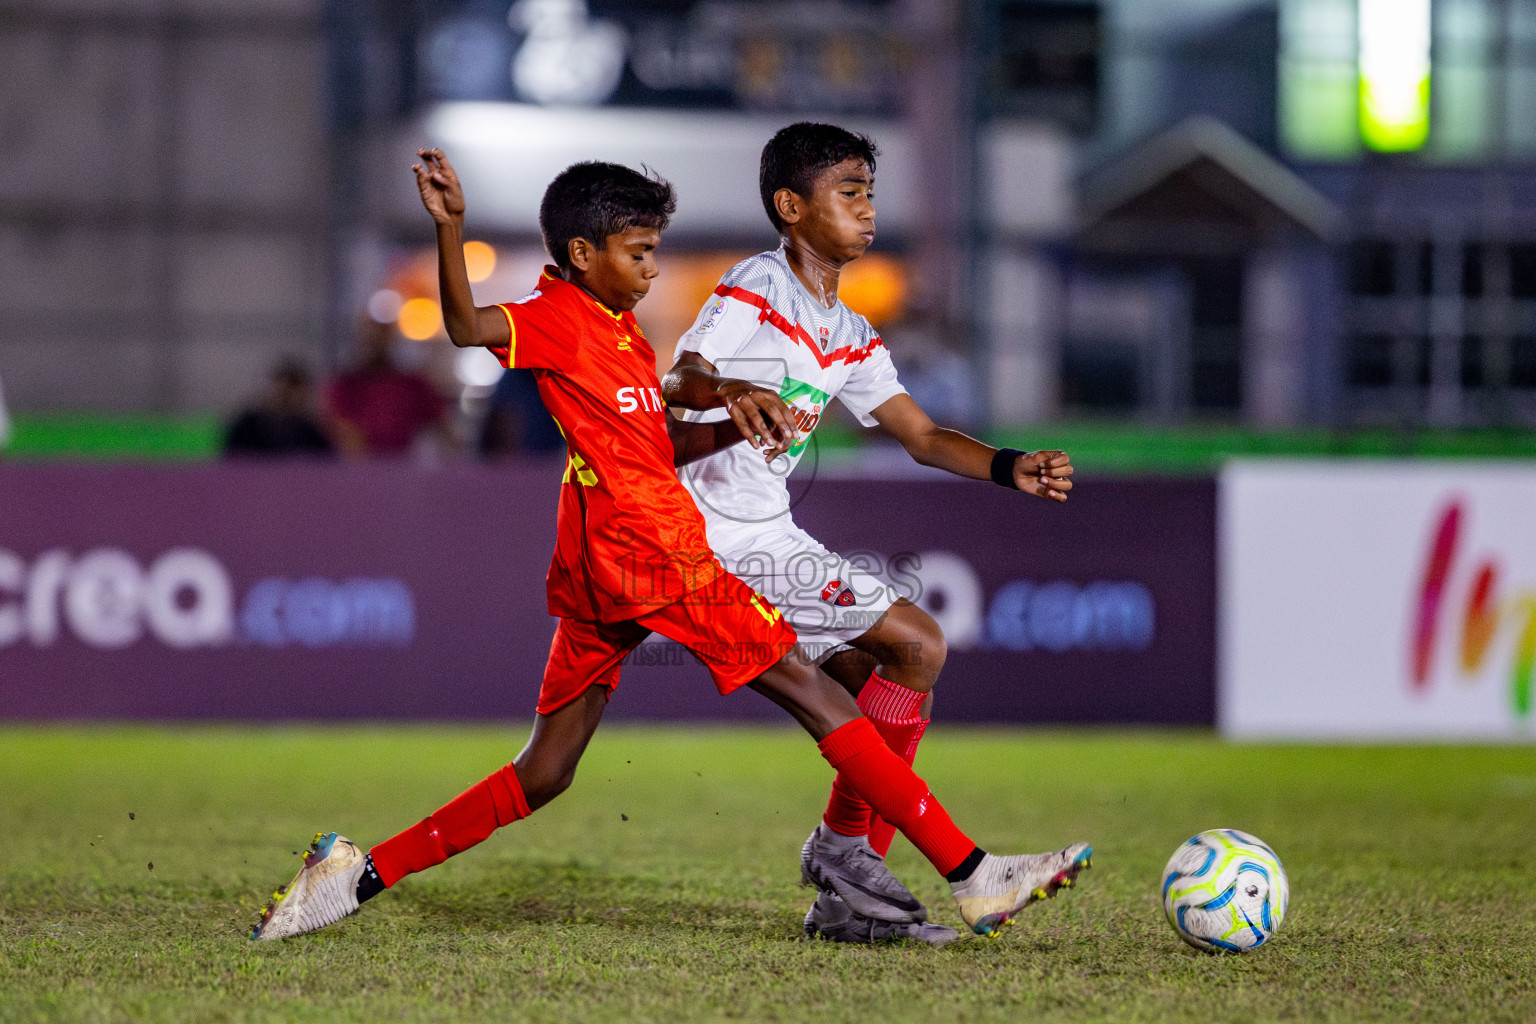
0;547;414;650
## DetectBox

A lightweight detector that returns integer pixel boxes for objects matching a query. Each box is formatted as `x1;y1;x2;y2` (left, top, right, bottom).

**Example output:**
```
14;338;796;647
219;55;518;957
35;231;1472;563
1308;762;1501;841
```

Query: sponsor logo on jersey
616;386;664;414
511;289;542;305
696;298;727;334
779;376;831;457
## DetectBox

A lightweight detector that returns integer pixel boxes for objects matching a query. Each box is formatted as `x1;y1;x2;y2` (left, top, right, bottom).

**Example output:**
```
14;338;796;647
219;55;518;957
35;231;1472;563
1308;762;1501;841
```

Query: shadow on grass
398;861;804;940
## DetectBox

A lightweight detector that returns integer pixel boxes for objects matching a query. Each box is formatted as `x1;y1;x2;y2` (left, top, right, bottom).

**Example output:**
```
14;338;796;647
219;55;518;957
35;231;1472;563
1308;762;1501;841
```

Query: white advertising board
1220;461;1536;740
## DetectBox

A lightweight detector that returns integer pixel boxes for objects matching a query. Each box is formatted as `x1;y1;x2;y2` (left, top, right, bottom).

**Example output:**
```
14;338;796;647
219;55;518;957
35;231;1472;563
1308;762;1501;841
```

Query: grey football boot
804;891;962;947
800;823;927;923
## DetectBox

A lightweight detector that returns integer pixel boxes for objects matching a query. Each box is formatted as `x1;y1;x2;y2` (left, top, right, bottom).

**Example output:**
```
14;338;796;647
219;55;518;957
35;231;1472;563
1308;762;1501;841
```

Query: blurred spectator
478;368;564;459
0;372;10;451
326;320;457;459
223;358;335;458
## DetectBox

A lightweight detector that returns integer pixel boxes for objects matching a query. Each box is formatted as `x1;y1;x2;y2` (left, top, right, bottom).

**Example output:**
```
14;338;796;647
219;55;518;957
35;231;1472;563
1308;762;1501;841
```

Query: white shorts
706;520;899;663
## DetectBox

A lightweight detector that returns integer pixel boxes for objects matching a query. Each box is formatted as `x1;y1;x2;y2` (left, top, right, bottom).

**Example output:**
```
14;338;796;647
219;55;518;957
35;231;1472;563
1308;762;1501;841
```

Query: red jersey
491;268;721;622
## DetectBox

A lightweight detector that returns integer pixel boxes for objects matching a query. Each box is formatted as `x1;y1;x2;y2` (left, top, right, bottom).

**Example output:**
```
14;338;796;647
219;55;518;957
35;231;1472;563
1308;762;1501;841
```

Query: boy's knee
885;606;947;686
918;627;947;681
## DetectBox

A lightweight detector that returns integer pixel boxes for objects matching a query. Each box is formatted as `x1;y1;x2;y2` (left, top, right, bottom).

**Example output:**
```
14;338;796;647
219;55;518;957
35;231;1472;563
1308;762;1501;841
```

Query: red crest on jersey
820;579;856;606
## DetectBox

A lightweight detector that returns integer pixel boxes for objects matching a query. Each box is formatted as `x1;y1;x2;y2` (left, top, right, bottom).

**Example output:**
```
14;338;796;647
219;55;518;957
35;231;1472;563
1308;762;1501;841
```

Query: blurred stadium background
4;0;1536;731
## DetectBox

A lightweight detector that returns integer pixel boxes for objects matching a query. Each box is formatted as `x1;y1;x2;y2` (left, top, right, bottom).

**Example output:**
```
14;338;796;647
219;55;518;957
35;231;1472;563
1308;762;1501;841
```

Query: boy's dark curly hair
759;122;879;231
540;162;677;270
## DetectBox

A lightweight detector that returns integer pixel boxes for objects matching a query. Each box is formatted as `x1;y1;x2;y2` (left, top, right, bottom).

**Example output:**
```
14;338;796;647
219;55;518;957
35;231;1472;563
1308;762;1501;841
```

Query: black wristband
990;447;1025;489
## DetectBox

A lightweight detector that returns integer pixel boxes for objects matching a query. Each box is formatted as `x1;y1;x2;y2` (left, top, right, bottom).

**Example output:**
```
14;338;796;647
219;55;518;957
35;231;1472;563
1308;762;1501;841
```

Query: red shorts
536;570;798;715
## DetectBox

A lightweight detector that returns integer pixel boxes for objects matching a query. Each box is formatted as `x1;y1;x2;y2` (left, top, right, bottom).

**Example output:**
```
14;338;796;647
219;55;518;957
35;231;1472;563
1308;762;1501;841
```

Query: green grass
7;413;1536;471
2;726;1534;1023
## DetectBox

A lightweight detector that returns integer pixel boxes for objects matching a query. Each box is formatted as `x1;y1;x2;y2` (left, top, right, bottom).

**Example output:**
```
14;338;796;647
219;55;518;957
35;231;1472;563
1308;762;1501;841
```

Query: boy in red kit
250;150;1090;944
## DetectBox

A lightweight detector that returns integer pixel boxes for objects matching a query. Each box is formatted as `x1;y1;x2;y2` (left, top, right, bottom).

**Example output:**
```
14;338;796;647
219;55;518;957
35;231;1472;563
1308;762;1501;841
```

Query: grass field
2;726;1534;1023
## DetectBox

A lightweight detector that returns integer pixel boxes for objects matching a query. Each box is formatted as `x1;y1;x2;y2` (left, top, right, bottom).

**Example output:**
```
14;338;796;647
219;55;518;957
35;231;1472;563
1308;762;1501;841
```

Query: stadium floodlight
1358;0;1431;151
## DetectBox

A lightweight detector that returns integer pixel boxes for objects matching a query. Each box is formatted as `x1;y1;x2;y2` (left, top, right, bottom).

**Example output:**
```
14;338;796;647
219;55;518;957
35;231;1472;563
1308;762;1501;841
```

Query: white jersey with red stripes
674;246;906;532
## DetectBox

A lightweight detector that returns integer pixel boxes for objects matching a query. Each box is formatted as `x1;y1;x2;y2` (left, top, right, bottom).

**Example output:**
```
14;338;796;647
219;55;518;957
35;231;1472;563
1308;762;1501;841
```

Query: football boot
800;823;926;923
803;890;961;947
250;832;366;940
950;843;1093;937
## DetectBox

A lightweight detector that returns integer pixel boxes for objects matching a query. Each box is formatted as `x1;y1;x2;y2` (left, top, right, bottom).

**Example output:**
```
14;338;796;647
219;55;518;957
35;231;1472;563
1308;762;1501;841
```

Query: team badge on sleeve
696;298;727;334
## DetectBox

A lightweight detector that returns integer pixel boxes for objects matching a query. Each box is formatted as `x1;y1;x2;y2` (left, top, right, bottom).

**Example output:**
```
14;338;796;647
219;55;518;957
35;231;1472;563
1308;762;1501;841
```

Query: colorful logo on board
1412;500;1535;717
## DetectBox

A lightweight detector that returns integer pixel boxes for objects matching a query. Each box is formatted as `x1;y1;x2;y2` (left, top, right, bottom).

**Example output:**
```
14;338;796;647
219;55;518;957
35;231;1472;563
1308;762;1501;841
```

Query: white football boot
250;832;367;940
950;843;1093;937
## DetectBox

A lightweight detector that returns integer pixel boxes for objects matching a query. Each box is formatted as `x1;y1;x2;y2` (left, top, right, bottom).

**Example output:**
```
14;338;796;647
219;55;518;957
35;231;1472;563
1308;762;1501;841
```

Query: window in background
1279;0;1361;160
1282;0;1536;162
980;1;1101;133
1433;0;1496;160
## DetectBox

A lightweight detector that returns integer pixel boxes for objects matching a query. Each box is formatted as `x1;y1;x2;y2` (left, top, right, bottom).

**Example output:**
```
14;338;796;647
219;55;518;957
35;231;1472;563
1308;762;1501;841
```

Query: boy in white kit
663;123;1081;945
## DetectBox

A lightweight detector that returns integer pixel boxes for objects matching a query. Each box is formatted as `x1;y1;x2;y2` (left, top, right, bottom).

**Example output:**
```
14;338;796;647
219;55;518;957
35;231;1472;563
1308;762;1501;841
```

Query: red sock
821;672;929;849
868;713;928;856
817;717;975;876
368;761;531;887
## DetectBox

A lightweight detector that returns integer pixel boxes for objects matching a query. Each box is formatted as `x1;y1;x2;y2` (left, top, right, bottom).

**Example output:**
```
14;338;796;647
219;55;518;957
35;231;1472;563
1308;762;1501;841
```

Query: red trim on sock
370;761;530;888
816;718;973;876
860;671;926;724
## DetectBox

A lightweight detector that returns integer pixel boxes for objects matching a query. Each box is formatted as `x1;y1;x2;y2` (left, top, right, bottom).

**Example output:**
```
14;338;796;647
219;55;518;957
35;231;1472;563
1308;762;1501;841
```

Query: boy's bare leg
750;653;861;739
514;685;611;811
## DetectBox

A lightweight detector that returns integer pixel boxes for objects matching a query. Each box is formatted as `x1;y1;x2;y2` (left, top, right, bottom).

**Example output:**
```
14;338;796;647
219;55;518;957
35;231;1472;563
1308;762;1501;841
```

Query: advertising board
1220;461;1536;740
0;464;1215;724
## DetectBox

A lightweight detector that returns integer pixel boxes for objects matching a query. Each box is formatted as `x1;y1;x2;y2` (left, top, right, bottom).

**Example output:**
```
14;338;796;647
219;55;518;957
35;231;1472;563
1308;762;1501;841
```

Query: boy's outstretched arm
869;393;1073;502
412;148;511;350
662;351;799;456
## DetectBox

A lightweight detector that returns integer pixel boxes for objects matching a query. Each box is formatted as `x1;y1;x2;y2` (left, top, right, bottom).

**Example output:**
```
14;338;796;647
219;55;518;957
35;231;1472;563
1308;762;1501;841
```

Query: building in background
6;0;1536;430
0;0;326;414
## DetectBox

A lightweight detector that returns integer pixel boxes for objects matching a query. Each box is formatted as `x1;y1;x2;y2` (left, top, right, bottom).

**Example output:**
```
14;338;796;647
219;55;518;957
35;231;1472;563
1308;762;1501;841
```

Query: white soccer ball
1161;829;1288;953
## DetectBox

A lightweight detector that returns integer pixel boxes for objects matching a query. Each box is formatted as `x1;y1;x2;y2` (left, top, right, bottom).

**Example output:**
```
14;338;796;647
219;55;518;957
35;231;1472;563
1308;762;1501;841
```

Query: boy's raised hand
1013;449;1074;502
413;148;466;225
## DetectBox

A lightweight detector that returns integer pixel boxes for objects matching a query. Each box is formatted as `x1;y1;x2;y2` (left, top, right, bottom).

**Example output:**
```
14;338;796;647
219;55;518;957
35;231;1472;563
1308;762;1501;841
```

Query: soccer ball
1161;829;1288;953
